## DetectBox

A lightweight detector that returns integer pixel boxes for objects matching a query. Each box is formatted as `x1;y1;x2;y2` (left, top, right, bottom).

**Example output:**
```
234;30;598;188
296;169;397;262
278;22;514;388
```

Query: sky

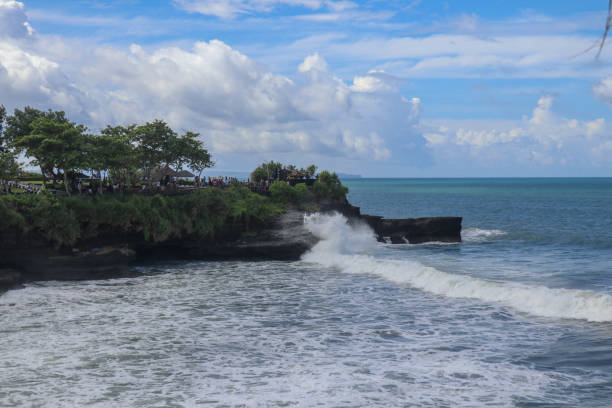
1;0;611;177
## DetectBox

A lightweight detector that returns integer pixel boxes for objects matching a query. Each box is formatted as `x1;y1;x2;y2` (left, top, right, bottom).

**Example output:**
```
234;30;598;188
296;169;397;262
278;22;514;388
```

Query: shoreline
0;199;461;294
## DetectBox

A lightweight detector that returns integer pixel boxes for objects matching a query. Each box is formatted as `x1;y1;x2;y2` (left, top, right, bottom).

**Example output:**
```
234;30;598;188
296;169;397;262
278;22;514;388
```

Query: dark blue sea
1;178;611;407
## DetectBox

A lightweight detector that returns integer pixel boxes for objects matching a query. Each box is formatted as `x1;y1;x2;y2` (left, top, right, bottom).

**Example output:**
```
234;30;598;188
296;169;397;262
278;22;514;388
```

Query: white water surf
303;213;612;323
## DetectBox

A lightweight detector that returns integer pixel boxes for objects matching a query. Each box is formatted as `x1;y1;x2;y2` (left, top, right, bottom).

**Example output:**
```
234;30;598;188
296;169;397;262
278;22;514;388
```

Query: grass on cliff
0;185;284;247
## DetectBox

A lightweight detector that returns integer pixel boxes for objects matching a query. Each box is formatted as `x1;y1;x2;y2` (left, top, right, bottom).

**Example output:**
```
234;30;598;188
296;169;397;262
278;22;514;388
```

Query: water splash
462;227;507;243
303;213;612;322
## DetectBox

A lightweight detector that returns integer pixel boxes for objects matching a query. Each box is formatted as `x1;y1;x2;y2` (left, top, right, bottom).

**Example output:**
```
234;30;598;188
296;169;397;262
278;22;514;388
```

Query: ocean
1;178;611;407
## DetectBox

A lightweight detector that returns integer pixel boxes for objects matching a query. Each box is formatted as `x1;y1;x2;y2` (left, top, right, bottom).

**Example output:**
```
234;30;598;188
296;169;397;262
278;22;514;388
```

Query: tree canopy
0;105;21;182
250;161;317;183
3;106;214;193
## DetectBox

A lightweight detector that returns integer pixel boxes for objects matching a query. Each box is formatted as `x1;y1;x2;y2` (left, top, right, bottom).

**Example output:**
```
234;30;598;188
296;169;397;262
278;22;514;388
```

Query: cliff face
359;215;462;244
0;210;318;290
0;201;462;291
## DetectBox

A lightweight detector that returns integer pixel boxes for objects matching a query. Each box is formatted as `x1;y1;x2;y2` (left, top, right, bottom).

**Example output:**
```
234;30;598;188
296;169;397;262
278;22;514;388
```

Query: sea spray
303;213;612;322
462;227;507;243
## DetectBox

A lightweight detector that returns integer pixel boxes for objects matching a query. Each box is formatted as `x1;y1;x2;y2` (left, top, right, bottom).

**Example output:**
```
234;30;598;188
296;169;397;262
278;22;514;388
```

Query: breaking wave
303;213;612;323
462;227;507;243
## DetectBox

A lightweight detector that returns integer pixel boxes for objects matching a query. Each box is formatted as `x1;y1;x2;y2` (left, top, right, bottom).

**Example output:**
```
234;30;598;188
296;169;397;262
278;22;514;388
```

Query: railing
1;179;314;197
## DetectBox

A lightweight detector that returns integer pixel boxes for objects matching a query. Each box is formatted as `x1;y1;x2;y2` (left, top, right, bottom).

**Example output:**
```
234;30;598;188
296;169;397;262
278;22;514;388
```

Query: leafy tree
250;161;317;183
0;152;21;183
182;132;214;178
6;107;69;184
14;117;87;194
172;131;213;177
313;170;348;200
251;161;284;183
0;105;7;153
92;126;139;185
131;120;212;183
5;107;69;146
132;120;173;182
304;164;317;178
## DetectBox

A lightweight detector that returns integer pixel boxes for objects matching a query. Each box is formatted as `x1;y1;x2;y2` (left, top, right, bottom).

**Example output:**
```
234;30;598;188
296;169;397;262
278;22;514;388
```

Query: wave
462;227;507;243
303;213;612;323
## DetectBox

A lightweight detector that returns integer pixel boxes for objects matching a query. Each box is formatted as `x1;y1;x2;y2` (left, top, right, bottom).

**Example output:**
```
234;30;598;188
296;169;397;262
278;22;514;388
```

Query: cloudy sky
1;0;611;176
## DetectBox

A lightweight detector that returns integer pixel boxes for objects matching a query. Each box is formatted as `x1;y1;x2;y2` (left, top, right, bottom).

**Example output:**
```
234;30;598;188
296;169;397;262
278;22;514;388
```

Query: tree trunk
63;170;71;196
40;165;47;188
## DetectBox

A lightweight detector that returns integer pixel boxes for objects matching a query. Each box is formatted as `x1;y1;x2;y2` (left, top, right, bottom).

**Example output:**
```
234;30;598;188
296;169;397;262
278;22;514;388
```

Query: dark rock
376;217;462;244
0;269;23;292
0;198;462;294
2;246;136;283
184;210;318;260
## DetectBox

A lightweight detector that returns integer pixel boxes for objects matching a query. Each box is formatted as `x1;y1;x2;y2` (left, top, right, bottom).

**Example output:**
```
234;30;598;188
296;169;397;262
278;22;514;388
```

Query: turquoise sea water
1;178;611;407
344;178;612;290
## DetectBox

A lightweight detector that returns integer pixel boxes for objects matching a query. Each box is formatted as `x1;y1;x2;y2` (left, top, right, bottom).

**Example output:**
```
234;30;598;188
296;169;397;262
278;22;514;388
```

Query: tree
131;120;213;184
0;105;7;153
14;117;87;194
6;107;69;185
0;152;21;183
305;164;317;178
250;161;318;183
313;170;348;200
97;125;139;185
180;132;214;178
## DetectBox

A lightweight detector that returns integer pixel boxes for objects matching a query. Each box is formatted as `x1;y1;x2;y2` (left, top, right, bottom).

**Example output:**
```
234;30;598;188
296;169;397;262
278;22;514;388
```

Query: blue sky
1;0;611;176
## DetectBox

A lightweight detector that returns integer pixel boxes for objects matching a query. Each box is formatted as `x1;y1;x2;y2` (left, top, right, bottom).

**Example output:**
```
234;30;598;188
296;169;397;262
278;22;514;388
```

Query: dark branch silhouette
596;0;612;58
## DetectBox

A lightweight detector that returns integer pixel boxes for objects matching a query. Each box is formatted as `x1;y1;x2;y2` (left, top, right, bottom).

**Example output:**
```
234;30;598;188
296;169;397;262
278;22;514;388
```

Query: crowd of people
1;174;275;196
1;180;44;195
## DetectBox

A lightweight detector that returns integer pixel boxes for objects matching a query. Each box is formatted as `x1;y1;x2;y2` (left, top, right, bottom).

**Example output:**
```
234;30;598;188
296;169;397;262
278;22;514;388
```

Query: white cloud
298;52;328;73
424;96;609;167
594;77;612;106
314;34;612;79
172;0;351;19
0;4;424;166
2;1;610;175
350;73;395;93
0;0;33;38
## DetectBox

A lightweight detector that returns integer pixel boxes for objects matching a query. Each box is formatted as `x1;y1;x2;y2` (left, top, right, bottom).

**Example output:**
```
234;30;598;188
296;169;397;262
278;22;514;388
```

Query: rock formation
0;202;462;292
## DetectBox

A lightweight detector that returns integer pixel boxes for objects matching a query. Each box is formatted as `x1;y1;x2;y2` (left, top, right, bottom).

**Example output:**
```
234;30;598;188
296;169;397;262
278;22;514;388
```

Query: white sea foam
462;227;507;242
303;213;612;322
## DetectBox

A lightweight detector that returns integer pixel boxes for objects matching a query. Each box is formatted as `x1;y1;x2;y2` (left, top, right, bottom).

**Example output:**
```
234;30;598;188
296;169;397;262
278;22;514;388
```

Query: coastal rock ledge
359;214;463;244
0;206;461;292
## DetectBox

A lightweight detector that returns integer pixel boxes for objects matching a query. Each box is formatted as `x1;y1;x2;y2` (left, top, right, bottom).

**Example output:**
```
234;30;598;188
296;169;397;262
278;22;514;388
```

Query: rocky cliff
0;202;461;292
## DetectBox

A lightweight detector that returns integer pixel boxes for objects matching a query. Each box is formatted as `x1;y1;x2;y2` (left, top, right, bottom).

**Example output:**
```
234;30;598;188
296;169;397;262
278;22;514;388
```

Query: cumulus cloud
424;96;609;168
0;2;425;168
2;0;608;175
0;0;33;38
594;77;612;107
81;43;424;162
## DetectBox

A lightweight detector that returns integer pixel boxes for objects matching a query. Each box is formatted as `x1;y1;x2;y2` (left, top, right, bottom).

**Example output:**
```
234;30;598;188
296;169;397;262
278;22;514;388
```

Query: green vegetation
313;171;348;200
269;180;317;210
0;185;283;248
267;168;348;211
250;161;317;183
0;106;213;193
0;106;21;183
0;107;351;249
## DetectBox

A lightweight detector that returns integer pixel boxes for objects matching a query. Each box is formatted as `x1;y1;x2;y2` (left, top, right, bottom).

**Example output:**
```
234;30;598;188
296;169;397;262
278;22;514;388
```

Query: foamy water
462;227;508;242
303;213;612;322
0;261;589;407
2;178;612;407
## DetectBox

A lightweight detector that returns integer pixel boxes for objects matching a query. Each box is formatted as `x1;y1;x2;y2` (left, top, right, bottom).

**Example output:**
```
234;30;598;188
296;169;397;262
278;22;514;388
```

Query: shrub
0;186;283;247
270;181;296;204
313;171;348;201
